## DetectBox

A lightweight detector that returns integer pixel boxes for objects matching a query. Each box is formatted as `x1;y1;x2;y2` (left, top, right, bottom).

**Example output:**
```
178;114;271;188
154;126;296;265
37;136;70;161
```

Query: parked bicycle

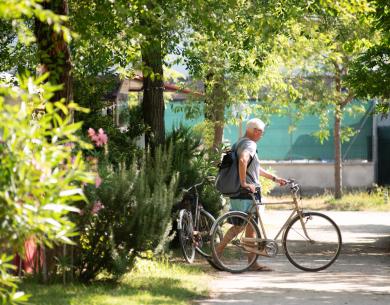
177;180;222;264
209;180;342;273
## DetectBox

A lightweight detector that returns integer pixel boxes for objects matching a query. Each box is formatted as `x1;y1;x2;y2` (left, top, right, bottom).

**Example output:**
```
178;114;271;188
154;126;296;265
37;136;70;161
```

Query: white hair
246;118;265;131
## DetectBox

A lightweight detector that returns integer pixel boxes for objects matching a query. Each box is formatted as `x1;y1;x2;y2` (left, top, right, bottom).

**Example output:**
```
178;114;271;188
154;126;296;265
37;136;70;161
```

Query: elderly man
217;118;287;271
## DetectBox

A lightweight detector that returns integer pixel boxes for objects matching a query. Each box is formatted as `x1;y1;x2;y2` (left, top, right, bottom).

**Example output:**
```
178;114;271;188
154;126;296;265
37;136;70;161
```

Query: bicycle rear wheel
210;211;260;273
283;212;342;271
195;209;221;258
178;209;195;263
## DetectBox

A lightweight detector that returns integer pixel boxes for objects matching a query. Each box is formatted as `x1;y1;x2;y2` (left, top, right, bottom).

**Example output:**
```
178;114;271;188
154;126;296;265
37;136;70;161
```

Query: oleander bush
0;74;93;303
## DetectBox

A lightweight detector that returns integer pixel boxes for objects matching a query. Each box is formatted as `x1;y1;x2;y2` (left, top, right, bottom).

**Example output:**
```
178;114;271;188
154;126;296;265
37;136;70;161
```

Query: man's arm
260;167;287;186
238;150;256;193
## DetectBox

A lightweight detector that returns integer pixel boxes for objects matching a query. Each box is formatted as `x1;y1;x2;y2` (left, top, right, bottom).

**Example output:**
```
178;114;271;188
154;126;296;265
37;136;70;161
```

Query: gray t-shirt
233;137;261;186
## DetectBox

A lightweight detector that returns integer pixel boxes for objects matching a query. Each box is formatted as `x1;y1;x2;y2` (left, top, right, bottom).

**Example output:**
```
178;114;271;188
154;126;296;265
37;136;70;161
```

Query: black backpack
215;139;253;197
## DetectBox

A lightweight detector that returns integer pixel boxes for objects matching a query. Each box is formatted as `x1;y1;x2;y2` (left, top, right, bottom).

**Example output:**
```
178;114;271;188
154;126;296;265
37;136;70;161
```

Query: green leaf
59;188;83;197
42;204;80;213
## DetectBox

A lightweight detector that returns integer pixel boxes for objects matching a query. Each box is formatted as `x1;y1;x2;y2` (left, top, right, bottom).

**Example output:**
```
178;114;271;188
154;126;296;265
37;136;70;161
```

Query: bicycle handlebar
182;176;216;193
285;179;302;199
182;181;204;193
241;179;300;193
184;178;301;196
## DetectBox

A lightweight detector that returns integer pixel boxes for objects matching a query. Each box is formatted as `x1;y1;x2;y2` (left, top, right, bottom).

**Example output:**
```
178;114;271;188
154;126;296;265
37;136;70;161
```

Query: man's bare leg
245;222;273;271
214;225;244;256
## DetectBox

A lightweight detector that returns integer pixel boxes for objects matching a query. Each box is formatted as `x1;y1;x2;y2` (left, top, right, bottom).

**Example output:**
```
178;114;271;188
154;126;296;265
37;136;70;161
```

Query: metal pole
372;100;378;183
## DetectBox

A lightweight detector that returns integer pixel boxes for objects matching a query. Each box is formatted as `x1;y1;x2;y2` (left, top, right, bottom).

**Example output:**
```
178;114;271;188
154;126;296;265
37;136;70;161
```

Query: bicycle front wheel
283;212;342;271
178;209;195;263
210;211;260;273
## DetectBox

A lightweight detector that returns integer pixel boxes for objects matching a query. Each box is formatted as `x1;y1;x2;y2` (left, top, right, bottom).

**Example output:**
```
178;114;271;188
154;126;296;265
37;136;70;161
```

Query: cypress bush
74;146;178;282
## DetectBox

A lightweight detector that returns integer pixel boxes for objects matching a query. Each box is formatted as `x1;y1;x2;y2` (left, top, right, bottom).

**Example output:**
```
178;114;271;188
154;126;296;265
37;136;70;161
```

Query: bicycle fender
177;209;189;230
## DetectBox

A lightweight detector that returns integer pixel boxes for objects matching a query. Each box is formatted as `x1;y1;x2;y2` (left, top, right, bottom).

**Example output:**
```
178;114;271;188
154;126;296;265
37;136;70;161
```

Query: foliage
0;20;37;74
69;0;140;78
0;254;30;305
74;146;178;282
182;0;307;147
348;45;390;101
166;126;223;217
192;120;215;149
166;126;204;190
0;0;72;46
0;74;93;248
0;74;93;303
346;0;390;105
73;76;146;166
258;5;377;122
254;1;379;198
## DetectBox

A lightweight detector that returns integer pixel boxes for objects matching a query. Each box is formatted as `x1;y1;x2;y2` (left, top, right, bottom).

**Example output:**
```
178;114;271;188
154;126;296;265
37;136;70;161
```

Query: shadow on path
196;211;390;305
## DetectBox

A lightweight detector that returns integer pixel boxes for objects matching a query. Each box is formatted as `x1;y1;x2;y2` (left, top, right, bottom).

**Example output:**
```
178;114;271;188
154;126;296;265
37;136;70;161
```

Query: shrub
166;125;204;190
0;74;93;302
74;146;178;282
166;126;224;217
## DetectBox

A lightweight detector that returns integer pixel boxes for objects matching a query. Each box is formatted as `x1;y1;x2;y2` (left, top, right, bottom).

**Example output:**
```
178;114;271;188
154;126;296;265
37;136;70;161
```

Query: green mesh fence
165;101;373;161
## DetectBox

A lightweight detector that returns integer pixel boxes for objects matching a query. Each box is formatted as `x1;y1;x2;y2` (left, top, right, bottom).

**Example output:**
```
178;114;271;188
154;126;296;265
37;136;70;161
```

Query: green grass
325;192;390;211
266;190;390;211
21;258;211;305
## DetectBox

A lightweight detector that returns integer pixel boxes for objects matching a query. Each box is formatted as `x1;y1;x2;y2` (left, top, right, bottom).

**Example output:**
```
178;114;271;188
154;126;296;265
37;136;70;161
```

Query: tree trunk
34;0;73;106
333;61;344;199
334;104;342;199
41;244;48;284
212;83;225;149
141;38;165;147
204;74;226;149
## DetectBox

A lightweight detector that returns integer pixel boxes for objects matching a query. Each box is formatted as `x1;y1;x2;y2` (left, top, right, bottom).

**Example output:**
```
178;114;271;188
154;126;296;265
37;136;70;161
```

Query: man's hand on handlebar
276;177;288;186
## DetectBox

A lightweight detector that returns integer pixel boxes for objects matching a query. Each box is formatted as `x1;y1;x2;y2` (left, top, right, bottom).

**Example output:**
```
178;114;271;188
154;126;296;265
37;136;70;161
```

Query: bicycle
177;180;223;264
209;180;342;273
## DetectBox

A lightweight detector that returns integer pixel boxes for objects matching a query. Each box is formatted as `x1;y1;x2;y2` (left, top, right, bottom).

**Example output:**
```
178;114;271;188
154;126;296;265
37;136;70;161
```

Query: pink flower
87;128;96;138
91;201;104;215
95;128;108;147
87;128;108;147
95;174;102;188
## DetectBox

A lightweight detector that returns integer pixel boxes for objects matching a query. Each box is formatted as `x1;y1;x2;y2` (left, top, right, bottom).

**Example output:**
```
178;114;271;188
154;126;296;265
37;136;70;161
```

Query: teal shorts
229;199;258;226
230;199;254;213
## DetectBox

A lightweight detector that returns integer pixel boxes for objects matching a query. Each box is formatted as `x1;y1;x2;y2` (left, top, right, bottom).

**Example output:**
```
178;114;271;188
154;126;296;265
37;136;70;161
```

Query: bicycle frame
193;185;201;230
177;181;203;231
211;181;342;272
240;184;313;250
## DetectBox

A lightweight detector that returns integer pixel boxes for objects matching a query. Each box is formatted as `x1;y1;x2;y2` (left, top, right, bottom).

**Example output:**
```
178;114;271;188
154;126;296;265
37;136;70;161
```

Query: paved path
196;211;390;305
